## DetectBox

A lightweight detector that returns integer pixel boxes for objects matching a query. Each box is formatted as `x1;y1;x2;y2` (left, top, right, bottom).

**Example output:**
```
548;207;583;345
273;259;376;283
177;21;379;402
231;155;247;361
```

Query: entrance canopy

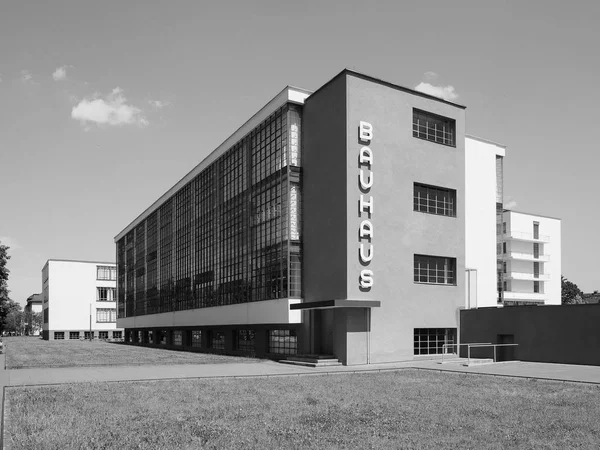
290;299;381;310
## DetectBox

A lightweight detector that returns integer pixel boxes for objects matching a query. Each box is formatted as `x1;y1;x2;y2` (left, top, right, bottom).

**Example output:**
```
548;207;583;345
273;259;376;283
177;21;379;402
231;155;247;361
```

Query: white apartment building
42;259;124;340
499;211;561;305
465;136;561;308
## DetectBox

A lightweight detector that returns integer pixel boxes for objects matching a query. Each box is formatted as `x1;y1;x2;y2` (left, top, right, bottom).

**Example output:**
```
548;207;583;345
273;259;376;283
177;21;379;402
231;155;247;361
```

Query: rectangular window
503;222;507;234
414;255;456;285
269;329;297;355
113;331;122;340
84;331;94;340
191;331;202;348
69;331;80;340
533;281;540;293
412;109;456;146
157;330;168;345
97;265;116;281
503;262;507;274
98;331;108;339
173;331;183;346
503;242;507;254
414;328;457;355
96;308;117;323
533;222;539;240
54;331;64;340
236;329;256;352
413;183;456;217
97;287;116;302
210;331;225;350
43;308;49;324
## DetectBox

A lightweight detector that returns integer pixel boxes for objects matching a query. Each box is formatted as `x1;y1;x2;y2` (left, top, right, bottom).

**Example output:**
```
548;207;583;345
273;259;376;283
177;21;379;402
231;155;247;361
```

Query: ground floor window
173;330;183;346
236;329;256;352
69;331;80;340
98;331;108;339
191;330;202;348
145;330;152;343
210;331;225;350
137;330;143;343
158;330;168;345
84;331;94;340
269;329;297;355
54;332;64;340
113;331;122;340
127;331;133;343
414;328;457;355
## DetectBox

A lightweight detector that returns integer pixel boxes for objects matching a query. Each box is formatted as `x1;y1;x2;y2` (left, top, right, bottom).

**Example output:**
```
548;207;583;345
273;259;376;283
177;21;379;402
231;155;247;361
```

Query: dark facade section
461;305;600;366
117;104;303;319
302;72;348;303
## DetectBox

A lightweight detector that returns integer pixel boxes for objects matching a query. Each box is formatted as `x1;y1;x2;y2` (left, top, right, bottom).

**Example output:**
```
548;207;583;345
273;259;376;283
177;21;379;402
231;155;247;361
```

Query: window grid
97;287;116;302
54;332;64;340
97;265;116;280
414;328;457;355
96;308;117;323
116;105;302;319
237;329;256;352
413;183;456;217
98;331;108;339
412;109;456;146
211;331;225;350
173;330;183;346
84;331;94;340
269;329;297;355
414;255;456;285
191;330;202;348
113;331;122;340
69;331;80;340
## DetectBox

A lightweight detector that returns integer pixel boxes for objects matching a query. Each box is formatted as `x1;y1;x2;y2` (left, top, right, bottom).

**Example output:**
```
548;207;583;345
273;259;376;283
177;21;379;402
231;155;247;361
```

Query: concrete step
437;357;469;365
463;358;495;367
280;355;343;368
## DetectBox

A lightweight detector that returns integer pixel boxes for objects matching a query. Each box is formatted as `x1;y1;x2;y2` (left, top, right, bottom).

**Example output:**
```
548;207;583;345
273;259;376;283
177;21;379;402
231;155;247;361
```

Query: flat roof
308;68;467;109
44;259;116;266
503;209;562;221
114;85;312;242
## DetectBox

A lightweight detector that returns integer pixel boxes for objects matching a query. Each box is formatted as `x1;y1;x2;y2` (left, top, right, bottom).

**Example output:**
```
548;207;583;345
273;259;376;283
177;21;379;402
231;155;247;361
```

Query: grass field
3;336;257;369
5;370;600;449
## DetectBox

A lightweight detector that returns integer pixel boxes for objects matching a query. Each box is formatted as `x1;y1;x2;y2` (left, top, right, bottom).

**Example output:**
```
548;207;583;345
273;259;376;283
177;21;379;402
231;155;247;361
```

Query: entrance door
313;309;334;355
496;334;515;361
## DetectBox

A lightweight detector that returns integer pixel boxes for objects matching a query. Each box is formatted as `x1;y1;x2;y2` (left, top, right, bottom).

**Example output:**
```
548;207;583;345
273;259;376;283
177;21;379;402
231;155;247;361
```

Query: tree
561;275;584;305
3;300;22;334
0;241;11;333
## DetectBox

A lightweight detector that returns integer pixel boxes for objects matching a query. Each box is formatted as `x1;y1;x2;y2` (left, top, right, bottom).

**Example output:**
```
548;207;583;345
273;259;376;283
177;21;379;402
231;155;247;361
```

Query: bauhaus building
115;69;561;365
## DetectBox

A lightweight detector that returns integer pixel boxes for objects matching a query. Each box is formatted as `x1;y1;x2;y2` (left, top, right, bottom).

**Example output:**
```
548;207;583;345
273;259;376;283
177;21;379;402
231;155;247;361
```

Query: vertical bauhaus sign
358;121;374;290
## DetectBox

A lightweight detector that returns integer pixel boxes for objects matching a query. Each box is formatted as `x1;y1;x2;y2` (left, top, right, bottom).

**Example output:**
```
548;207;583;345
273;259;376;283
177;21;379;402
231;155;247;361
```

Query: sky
1;0;599;305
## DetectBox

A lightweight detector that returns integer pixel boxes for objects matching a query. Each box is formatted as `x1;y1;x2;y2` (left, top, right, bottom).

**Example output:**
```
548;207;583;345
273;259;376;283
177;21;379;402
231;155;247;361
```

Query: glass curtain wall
117;104;303;318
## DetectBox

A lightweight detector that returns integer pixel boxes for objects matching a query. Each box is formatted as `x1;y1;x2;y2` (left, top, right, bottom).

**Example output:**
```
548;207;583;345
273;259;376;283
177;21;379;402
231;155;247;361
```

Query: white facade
42;260;124;340
465;136;505;308
500;211;561;305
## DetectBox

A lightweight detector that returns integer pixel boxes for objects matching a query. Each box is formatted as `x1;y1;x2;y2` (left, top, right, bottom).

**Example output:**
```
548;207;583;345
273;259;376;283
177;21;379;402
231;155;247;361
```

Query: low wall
460;304;600;366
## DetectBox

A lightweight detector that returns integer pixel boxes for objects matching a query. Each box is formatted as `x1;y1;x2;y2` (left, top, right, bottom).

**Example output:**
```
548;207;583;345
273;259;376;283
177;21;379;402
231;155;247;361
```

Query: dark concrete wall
461;305;600;365
303;74;348;302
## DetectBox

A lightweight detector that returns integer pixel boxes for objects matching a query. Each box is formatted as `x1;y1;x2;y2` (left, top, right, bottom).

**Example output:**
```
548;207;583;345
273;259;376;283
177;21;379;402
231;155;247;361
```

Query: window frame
412;108;456;147
414;254;457;286
413;182;457;217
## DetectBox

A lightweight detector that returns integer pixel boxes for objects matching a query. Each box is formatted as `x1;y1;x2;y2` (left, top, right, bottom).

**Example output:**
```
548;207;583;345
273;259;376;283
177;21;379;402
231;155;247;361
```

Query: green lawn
5;370;600;449
3;336;257;369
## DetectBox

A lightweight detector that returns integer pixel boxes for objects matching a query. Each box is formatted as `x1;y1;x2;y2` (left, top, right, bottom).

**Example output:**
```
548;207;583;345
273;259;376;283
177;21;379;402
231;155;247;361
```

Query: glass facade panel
117;105;303;318
237;329;256;352
269;329;297;355
414;255;456;285
412;109;456;146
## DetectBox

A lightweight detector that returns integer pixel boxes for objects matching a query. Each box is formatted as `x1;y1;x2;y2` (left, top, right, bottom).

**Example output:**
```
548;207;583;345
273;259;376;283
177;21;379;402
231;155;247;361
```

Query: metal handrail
441;343;491;363
466;343;519;365
504;231;550;241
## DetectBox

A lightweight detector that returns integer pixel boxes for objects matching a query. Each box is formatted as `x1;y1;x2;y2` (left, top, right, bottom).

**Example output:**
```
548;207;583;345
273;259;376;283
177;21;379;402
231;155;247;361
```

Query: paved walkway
3;355;600;387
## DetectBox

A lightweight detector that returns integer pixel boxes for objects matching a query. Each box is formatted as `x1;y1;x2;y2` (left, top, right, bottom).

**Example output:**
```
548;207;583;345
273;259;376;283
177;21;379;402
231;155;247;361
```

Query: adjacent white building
465;136;561;308
499;210;561;305
42;259;124;340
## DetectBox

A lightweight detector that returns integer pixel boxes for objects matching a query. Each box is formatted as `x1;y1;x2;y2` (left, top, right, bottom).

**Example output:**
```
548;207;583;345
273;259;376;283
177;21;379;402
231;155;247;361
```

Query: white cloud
20;69;33;83
504;199;518;209
414;82;458;102
148;99;170;109
52;65;67;81
0;236;21;250
71;87;148;128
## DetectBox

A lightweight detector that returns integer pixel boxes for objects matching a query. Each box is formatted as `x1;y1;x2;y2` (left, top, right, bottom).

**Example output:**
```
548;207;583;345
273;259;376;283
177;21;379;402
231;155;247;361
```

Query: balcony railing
502;251;550;262
506;271;550;281
503;231;550;243
502;291;546;301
